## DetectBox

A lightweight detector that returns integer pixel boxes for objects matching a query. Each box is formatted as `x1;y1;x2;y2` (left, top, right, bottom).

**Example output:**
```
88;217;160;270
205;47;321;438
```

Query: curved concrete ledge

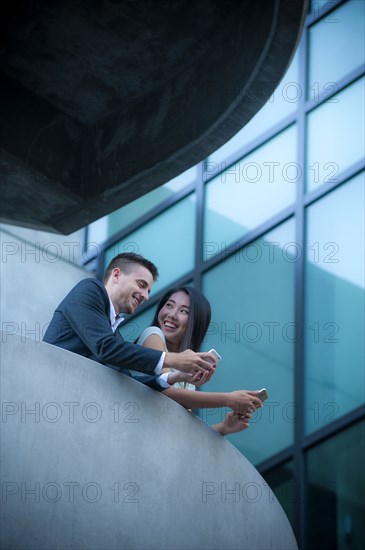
1;333;298;550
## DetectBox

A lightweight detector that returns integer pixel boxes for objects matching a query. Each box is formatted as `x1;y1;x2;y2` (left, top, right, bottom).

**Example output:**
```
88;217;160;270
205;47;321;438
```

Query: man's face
109;264;154;314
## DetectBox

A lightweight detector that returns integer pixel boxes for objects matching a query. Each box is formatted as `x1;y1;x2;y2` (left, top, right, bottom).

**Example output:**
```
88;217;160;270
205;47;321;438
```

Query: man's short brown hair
103;253;159;283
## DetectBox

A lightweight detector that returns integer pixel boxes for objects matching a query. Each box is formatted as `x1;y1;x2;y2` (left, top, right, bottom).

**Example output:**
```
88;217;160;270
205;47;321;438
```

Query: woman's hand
226;390;263;414
167;368;215;386
188;368;215;386
167;370;192;385
213;411;251;436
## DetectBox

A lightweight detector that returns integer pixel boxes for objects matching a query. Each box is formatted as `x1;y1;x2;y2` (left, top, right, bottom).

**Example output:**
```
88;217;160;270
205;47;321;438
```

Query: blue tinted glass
311;0;332;12
105;194;197;297
306;421;365;550
202;219;295;465
87;166;197;246
204;126;297;258
209;51;299;166
304;172;365;434
262;462;295;530
306;77;365;192
308;0;365;99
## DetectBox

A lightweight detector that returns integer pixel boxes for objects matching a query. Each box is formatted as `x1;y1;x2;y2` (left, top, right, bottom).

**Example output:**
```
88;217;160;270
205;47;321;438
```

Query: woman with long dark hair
137;286;262;435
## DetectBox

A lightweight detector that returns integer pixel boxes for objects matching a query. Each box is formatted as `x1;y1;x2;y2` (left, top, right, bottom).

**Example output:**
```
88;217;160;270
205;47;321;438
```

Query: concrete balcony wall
1;333;298;550
0;224;92;339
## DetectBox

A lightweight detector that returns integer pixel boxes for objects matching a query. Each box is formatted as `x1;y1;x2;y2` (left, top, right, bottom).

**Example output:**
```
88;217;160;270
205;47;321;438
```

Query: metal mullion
305;65;365;114
194;162;205;291
201;205;295;273
301;405;365;452
303;158;365;208
256;446;295;474
293;26;308;549
307;0;347;26
86;183;197;269
96;248;106;281
201;116;297;186
81;226;88;265
100;183;196;254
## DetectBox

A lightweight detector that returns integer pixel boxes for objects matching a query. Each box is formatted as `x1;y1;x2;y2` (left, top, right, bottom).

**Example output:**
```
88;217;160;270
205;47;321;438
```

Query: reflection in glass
87;166;197;246
306;421;365;550
304;173;365;434
86;217;108;256
306;77;365;193
262;461;295;530
308;0;365;98
204;126;297;258
209;51;299;166
202;219;295;464
104;194;197;297
310;0;332;13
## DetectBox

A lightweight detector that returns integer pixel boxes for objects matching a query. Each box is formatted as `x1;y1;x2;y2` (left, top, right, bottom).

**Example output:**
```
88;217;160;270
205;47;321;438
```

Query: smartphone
258;388;268;402
208;349;222;362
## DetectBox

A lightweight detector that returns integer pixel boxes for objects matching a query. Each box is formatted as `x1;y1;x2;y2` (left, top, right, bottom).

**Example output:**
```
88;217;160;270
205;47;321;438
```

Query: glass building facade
85;1;365;547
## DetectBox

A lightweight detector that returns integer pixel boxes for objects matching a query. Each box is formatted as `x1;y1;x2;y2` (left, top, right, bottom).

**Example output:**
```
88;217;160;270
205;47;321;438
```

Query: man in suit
43;252;215;390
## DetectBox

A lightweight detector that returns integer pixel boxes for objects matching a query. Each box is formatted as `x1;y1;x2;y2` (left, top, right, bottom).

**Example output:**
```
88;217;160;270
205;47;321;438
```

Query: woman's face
157;291;190;351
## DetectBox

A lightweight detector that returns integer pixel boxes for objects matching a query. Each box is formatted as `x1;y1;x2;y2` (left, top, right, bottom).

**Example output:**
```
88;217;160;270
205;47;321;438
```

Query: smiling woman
153;287;211;352
157;291;190;352
150;287;211;390
136;286;261;435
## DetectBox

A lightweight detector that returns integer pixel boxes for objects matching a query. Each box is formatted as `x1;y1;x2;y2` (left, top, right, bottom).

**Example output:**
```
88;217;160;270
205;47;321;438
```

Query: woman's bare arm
162;387;262;413
140;331;262;414
142;334;166;352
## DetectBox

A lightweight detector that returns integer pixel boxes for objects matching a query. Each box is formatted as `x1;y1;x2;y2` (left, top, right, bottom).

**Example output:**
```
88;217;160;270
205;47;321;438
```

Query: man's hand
226;390;263;415
164;349;216;375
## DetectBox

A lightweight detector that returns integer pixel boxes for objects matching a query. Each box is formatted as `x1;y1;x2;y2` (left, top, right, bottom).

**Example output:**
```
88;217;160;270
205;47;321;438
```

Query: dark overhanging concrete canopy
0;0;307;235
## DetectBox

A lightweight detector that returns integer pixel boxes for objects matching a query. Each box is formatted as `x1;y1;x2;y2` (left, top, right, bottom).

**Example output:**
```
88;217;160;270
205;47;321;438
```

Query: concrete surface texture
1;332;298;549
0;0;307;233
0;224;92;336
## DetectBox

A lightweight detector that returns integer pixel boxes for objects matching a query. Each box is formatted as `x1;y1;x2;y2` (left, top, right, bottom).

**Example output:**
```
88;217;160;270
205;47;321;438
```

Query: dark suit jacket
43;278;163;390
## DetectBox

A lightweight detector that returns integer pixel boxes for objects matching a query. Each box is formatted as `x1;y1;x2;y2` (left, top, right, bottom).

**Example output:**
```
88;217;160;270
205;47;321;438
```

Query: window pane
310;0;333;13
86;166;197;246
306;421;365;550
208;51;299;166
262;461;295;530
304;173;365;434
306;77;365;193
204;126;297;258
201;220;295;464
308;0;365;98
86;217;108;252
104;193;196;297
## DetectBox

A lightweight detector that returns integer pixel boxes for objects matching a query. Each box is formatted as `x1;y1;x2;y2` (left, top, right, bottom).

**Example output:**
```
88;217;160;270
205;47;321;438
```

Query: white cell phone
208;348;222;362
258;388;268;402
